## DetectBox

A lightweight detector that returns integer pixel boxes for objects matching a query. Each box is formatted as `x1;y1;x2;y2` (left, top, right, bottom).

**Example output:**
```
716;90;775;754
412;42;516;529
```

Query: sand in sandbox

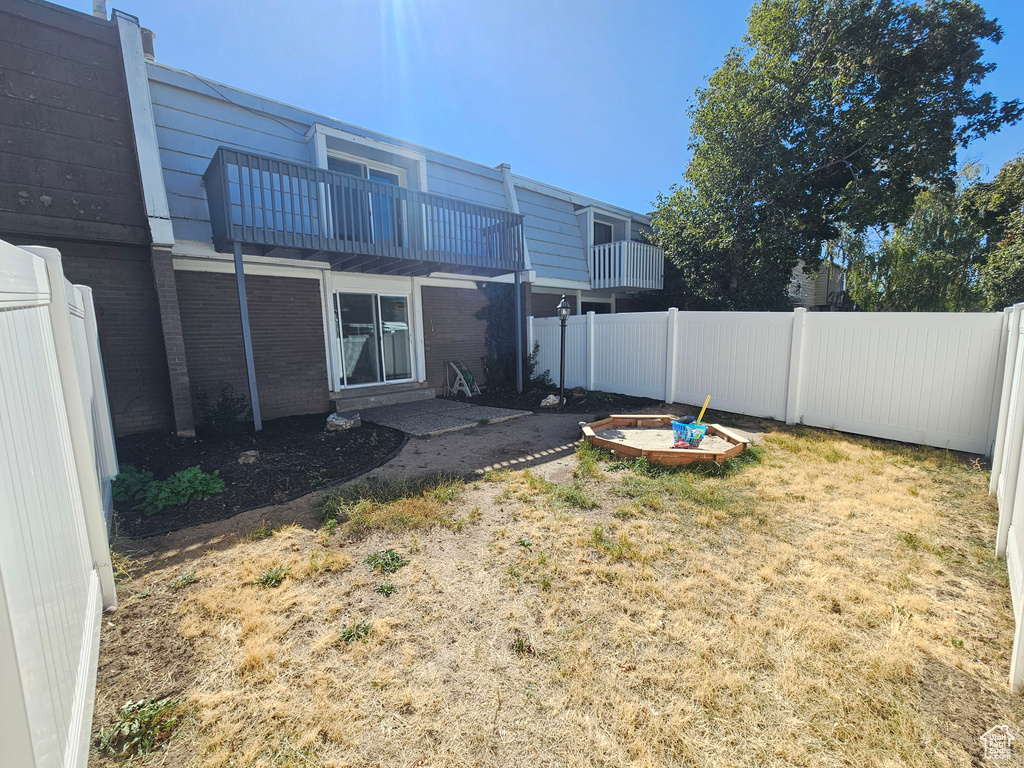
594;426;734;453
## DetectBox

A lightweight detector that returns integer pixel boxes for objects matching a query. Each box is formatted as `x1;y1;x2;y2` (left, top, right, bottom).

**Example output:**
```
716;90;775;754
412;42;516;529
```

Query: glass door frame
333;289;415;390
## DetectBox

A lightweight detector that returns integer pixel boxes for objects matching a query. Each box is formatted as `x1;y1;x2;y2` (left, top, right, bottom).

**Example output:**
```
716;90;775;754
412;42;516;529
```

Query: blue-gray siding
147;63;646;285
515;186;590;283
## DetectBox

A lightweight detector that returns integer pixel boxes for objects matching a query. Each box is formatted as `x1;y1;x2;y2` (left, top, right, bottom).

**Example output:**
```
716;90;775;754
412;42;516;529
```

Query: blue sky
70;0;1024;212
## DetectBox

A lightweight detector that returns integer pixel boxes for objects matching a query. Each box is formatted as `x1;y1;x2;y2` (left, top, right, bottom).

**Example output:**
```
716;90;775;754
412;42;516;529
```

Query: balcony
203;148;525;277
589;240;664;291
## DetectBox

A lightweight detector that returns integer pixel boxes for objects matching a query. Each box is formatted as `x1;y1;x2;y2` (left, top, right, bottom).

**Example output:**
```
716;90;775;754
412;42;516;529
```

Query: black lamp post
556;294;571;411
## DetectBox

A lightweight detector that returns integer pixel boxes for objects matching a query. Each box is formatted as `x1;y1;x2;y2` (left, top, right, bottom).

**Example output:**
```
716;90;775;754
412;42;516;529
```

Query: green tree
964;156;1024;308
845;181;986;311
652;0;1020;310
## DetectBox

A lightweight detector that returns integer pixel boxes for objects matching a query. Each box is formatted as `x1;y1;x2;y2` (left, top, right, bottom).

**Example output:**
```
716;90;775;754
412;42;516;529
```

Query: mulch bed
454;388;665;415
114;413;406;538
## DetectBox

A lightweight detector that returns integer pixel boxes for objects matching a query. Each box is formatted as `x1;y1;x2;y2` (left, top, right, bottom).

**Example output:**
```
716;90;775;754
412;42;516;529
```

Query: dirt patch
918;657;1011;765
93;421;1024;767
115;414;406;537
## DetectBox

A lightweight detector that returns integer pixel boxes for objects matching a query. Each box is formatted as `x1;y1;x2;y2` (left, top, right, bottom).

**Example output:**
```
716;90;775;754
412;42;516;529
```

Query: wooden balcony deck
204;147;525;277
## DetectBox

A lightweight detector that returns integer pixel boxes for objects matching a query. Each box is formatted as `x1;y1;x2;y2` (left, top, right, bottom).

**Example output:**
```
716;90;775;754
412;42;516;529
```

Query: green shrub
196;382;251;436
114;464;225;516
112;464;154;505
253;566;290;588
98;697;181;759
139;466;225;516
365;549;408;574
339;619;372;645
169;572;198;590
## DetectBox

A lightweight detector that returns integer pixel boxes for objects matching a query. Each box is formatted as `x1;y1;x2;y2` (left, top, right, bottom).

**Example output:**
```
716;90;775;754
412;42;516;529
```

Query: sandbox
581;414;749;466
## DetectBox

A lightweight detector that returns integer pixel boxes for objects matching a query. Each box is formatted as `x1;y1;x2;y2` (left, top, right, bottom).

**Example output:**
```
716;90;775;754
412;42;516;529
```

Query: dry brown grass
92;425;1024;767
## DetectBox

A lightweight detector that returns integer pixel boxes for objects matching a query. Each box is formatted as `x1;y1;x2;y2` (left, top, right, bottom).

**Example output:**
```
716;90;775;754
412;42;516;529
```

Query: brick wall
530;291;577;318
47;242;175;436
0;0;149;245
421;285;490;392
175;271;329;423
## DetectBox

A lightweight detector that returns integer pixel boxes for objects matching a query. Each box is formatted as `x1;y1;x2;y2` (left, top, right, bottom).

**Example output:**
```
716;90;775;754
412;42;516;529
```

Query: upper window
327;153;407;187
593;221;614;246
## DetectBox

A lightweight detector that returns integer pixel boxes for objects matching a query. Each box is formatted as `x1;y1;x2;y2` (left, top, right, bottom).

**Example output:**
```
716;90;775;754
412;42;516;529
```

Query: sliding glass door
334;292;412;388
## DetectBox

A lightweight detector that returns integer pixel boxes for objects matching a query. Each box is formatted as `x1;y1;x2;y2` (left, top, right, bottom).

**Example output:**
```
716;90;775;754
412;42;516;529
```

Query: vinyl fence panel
530;308;1006;453
797;312;1005;455
0;239;116;768
673;312;794;420
591;312;669;400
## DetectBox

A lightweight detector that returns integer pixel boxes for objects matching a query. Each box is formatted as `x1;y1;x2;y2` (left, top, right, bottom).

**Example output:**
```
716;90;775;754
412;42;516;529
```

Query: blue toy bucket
672;420;708;449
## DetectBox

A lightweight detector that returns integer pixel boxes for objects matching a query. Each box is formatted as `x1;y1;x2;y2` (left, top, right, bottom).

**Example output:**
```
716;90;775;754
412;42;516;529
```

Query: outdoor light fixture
556;295;570;411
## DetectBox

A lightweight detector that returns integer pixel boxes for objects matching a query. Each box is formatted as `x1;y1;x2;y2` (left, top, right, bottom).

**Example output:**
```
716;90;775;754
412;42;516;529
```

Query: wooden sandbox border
581;414;750;466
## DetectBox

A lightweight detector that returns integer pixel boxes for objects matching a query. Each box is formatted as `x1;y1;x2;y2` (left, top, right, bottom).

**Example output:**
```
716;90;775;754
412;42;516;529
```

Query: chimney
141;28;156;61
92;0;106;18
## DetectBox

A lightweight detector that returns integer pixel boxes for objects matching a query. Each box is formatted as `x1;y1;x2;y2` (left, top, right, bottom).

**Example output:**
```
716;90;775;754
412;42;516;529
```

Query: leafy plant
517;536;533;549
112;464;154;506
376;582;396;597
196;382;251;436
139;466;225;516
98;697;181;758
365;549;407;574
339;619;372;645
169;571;198;590
253;566;289;588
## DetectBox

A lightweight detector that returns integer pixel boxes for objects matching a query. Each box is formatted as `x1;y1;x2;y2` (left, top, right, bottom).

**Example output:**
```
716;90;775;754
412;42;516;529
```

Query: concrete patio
359;397;530;437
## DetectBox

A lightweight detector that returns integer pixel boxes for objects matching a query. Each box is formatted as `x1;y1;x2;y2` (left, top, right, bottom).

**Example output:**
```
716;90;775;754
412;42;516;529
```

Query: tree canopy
842;157;1024;312
651;0;1021;310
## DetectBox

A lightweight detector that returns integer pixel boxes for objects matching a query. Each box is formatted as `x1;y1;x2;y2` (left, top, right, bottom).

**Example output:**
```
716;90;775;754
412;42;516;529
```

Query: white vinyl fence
531;308;1006;454
0;240;118;768
988;303;1024;692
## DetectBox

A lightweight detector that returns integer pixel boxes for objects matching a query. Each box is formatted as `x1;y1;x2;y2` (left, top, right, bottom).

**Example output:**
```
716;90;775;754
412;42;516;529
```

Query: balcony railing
204;147;525;277
589;240;664;291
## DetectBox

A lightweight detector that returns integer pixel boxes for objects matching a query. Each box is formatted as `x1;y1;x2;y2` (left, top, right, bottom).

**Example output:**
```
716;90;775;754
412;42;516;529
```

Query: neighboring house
0;0;192;437
113;13;663;433
789;260;848;311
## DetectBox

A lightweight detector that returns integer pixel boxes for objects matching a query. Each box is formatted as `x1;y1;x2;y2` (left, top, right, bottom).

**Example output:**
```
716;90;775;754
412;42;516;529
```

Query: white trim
497;163;533;272
331;288;416;389
581;206;631;224
114;11;175;246
511;175;650;224
319;269;335;392
531;277;593;290
307;123;428;192
172;255;327;278
326;149;409;187
410;277;427;382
